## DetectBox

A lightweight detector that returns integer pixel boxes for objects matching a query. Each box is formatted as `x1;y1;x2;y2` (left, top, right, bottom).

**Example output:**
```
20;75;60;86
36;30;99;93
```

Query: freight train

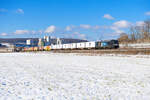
22;40;119;52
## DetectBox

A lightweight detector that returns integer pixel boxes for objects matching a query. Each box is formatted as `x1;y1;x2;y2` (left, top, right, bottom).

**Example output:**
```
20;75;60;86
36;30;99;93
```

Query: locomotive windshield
111;40;119;44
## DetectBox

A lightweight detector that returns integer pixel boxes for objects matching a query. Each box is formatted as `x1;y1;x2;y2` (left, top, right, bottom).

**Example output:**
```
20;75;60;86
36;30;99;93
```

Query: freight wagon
77;42;86;49
85;41;96;49
44;46;51;51
70;43;77;49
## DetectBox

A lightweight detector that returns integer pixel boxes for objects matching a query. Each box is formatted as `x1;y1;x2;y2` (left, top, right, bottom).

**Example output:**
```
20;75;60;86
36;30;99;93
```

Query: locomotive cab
109;40;119;48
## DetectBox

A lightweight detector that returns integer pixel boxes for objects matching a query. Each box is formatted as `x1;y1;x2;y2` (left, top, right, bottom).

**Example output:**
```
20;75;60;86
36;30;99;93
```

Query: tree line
118;19;150;44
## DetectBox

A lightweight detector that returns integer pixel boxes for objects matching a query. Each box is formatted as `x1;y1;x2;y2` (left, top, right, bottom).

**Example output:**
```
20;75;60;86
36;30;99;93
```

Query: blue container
101;42;108;47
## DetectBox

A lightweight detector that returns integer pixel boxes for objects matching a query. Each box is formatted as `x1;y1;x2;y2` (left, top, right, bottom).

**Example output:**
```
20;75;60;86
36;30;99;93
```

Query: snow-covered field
0;53;150;100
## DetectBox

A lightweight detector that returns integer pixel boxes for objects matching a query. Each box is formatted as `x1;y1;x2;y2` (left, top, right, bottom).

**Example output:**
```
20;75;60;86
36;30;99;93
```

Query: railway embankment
51;48;150;55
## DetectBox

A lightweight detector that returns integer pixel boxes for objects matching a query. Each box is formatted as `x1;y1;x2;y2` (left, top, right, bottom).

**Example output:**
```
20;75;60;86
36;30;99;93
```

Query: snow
0;52;150;100
119;43;150;48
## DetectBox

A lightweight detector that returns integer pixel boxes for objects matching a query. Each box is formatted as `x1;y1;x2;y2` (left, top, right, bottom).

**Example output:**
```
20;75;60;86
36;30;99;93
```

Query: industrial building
0;36;88;52
0;43;15;52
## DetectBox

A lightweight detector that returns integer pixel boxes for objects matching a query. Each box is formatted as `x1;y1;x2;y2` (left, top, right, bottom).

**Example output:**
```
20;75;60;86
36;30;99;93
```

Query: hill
0;38;88;45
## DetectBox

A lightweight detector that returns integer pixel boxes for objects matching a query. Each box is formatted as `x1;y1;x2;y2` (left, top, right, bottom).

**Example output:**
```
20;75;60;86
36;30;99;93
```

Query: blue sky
0;0;150;40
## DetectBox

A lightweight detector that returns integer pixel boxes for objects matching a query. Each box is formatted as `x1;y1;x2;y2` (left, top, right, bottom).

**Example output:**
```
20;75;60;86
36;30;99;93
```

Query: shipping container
77;42;86;49
70;43;77;49
85;41;96;49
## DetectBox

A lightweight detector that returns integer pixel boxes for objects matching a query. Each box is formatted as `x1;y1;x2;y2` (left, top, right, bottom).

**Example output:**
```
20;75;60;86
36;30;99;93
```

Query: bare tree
123;19;150;43
118;33;129;44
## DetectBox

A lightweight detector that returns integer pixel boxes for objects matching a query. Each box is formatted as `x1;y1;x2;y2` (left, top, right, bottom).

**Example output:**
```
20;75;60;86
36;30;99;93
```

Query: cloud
105;20;131;36
14;30;29;34
31;30;36;34
113;20;131;28
63;31;86;40
103;14;114;20
14;30;39;34
16;8;24;14
92;25;109;30
38;30;43;34
78;34;86;40
145;11;150;16
65;26;72;31
136;21;145;26
65;25;76;31
0;33;7;36
93;25;101;30
0;8;7;12
73;32;86;39
45;25;56;33
65;25;107;32
80;24;91;29
110;26;124;34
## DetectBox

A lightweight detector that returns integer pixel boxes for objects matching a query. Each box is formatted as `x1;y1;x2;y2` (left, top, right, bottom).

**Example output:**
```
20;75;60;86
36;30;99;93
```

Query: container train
50;40;119;50
22;40;119;52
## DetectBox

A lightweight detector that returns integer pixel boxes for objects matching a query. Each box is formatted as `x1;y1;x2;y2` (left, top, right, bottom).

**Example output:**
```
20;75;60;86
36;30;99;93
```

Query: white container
56;44;62;49
62;44;71;49
56;45;59;49
70;43;77;49
85;41;96;48
66;44;71;49
62;44;67;49
52;45;57;49
77;42;86;49
51;45;54;49
59;44;63;49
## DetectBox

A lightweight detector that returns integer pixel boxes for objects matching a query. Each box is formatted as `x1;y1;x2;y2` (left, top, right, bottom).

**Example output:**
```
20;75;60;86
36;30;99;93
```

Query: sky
0;0;150;41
